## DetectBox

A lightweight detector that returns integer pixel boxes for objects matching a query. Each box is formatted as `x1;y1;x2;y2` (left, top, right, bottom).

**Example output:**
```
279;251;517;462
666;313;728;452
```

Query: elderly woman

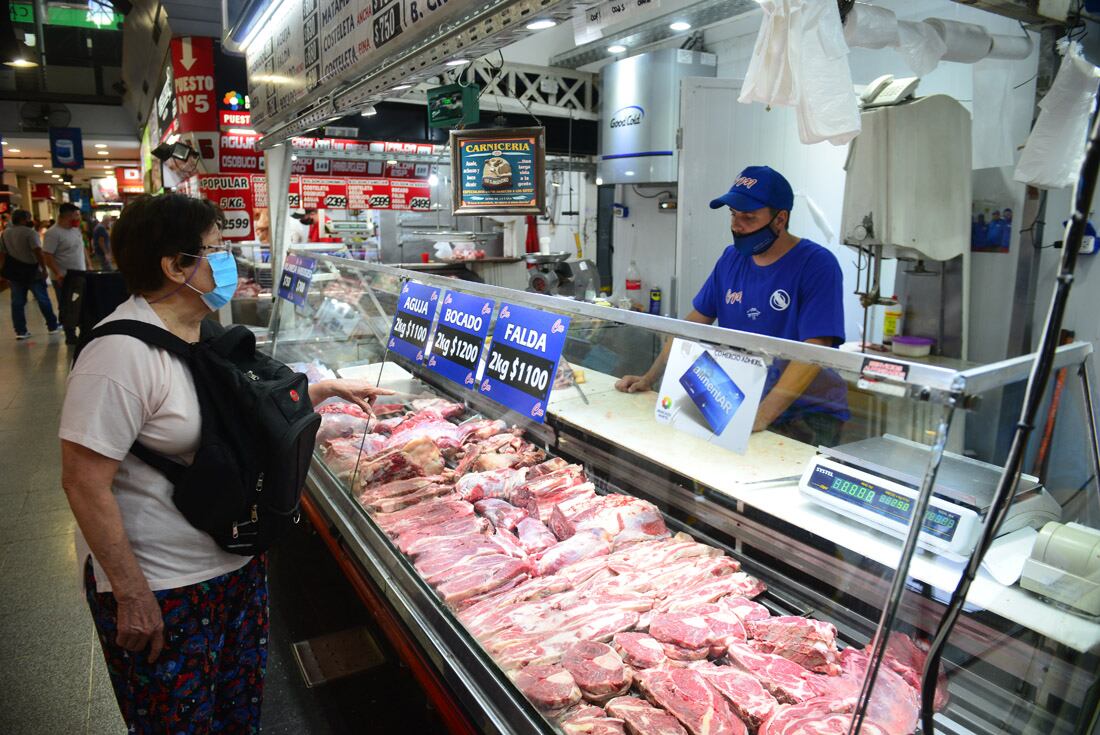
59;193;387;732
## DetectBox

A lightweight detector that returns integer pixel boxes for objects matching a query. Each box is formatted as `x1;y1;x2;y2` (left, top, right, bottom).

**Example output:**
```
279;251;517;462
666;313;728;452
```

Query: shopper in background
0;209;61;339
58;192;390;733
615;166;849;446
91;215;114;269
43;203;88;343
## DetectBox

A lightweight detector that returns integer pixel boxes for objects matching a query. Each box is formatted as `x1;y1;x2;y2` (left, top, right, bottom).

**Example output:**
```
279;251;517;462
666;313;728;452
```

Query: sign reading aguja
479;303;570;423
426;291;494;389
387;281;441;364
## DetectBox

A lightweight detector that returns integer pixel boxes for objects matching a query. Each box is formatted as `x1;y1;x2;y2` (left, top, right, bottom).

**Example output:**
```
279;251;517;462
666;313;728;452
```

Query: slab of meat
513;663;582;713
410;397;465;418
606;697;688;735
803;648;919;735
395;516;490;555
457;467;529;502
317;411;371;443
693;662;779;730
473;498;530;531
562;641;632;703
321;434;388;481
374;498;475;538
613;633;668;670
554;494;670;546
316;401;373;419
529;456;570;477
435;555;530;605
516;516;559;555
720;596;771;626
758;701;891;735
560;705;627;735
748;617;841;676
358;474;450;505
725;643;824;704
355;436;445;489
649;611;712;650
608;534;723;574
536;528;613;576
659;572;767;612
360;481;452;513
874;632;949;712
635;667;746;735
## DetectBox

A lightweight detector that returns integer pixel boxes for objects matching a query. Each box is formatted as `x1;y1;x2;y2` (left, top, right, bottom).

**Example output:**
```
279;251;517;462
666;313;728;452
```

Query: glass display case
266;251;1100;735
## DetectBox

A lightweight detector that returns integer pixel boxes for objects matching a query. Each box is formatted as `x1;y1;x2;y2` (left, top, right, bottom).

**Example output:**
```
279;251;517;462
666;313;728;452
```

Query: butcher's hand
321;379;396;413
115;587;166;663
615;374;653;393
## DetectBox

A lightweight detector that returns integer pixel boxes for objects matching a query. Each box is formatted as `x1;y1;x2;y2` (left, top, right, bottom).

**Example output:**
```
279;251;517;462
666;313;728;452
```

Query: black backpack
76;319;322;555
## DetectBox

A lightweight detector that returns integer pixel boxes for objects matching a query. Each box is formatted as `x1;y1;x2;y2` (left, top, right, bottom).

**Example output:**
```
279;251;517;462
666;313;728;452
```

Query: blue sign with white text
427;290;494;389
278;254;317;306
388;281;442;364
49;127;84;170
479;302;571;422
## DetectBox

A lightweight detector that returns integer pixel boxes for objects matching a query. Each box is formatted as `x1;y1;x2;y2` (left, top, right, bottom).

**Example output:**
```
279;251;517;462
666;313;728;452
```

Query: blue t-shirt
692;239;850;422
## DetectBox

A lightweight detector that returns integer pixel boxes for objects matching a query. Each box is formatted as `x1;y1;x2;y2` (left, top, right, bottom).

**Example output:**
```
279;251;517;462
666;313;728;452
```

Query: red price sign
347;179;392;209
171;37;217;134
219;132;263;173
196;174;254;240
300;177;348;209
391;180;432;211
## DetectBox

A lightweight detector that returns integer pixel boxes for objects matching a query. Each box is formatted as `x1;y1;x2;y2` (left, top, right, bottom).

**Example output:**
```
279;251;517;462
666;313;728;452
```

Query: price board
426;291;494;389
278;254;317;306
479;303;570;422
387;281;441;364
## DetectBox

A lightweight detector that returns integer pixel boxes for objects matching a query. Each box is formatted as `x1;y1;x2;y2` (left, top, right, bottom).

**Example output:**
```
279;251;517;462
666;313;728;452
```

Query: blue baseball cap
709;166;794;212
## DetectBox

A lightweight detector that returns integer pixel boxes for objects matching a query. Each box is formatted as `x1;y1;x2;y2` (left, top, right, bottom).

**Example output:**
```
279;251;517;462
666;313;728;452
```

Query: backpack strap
74;319;193;364
129;441;188;484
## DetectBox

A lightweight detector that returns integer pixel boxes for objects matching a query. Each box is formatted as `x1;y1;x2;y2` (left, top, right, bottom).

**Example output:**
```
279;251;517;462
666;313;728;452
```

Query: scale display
807;465;962;542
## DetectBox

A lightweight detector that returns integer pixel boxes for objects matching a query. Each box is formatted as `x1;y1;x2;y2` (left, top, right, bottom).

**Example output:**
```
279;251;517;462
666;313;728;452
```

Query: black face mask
731;211;781;256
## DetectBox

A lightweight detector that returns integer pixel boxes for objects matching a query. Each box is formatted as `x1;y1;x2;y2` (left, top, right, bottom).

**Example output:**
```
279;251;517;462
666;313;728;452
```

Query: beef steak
636;667;747;735
561;641;632;701
513;663;582;713
605;697;688;735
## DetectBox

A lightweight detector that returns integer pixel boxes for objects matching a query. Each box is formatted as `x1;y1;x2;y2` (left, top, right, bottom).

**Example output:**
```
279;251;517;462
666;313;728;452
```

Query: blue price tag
387;281;441;363
426;290;494;389
277;254;317;306
479;302;570;422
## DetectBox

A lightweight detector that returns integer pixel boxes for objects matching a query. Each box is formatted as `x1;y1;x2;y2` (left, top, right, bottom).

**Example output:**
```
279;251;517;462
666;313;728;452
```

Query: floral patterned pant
84;555;269;734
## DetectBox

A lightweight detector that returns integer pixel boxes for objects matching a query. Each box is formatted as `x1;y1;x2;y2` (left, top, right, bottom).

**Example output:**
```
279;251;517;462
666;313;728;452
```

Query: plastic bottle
625;260;642;309
883;296;903;344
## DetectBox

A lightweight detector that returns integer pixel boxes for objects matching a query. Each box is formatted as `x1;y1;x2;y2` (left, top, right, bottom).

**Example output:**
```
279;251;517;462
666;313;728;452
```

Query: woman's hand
115;587;166;663
311;379;396;413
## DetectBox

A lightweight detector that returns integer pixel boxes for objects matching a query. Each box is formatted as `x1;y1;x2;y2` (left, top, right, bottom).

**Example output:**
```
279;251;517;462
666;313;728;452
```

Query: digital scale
799;435;1062;561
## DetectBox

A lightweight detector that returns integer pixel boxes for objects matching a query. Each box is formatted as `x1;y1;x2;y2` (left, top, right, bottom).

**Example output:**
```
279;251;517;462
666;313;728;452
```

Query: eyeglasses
198;243;232;255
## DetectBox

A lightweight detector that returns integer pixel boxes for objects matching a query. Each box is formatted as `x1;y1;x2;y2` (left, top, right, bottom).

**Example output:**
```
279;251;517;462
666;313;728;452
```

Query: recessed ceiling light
669;21;691;31
94;143;108;148
33;163;43;168
103;164;113;168
44;169;53;173
608;44;627;53
624;170;635;176
4;58;37;68
392;84;412;90
97;150;109;155
0;141;6;146
445;59;468;66
9;148;20;153
526;19;557;30
596;177;604;185
386;159;398;165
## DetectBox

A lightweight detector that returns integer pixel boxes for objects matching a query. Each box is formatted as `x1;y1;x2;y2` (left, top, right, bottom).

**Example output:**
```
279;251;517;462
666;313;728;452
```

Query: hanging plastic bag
896;20;947;76
794;0;861;145
1015;41;1100;189
739;0;797;107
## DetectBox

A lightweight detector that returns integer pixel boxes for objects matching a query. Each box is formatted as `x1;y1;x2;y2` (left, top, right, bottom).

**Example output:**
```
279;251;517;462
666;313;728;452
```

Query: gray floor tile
21;486;73;515
85;693;126;735
0;506;77;542
0;532;79;580
0;567;85;613
0;643;91;735
0;592;95;660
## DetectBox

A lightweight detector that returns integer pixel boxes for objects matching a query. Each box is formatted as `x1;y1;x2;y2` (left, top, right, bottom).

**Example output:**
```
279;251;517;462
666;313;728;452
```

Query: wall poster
449;127;545;215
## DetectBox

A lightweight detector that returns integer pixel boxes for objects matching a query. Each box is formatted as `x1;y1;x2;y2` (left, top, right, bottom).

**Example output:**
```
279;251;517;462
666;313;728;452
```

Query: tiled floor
0;287;446;734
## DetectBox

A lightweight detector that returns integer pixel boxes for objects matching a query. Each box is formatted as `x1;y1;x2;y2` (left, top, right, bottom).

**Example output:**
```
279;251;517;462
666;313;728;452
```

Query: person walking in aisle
91;215;114;269
59;192;391;734
43;202;90;343
0;209;61;339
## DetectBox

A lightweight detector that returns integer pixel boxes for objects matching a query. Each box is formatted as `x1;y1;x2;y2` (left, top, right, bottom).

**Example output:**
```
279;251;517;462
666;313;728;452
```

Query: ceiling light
94;143;107;148
445;59;468;66
596;176;603;186
392;84;412;90
4;58;38;68
44;169;52;173
33;163;42;168
526;19;557;30
0;141;6;146
291;155;297;161
428;173;439;186
624;170;635;176
8;148;19;153
669;21;691;31
97;150;109;155
607;44;627;53
361;105;377;117
386;159;398;165
103;164;113;168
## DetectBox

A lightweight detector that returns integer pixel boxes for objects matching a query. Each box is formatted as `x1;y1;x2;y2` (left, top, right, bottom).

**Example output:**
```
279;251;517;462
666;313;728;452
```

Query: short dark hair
59;203;79;217
11;209;33;226
112;193;224;294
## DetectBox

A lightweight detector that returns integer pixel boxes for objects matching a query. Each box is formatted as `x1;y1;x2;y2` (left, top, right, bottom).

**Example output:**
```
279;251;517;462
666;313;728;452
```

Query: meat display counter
265;252;1100;735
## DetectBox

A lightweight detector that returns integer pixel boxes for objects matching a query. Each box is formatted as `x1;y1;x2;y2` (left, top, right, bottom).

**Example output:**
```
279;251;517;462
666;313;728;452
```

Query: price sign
278;254;317;306
426;291;494;389
387;281;441;363
479;302;570;422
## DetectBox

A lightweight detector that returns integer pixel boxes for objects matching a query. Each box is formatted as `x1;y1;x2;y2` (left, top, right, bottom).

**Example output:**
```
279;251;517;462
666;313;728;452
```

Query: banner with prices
426;291;494;389
300;177;348;209
479;303;571;423
171;37;217;134
347;179;392;209
387;281;441;364
196;174;254;240
278;253;318;306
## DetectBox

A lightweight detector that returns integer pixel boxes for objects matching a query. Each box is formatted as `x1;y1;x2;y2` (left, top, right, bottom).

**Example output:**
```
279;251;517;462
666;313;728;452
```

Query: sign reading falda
479;303;570;423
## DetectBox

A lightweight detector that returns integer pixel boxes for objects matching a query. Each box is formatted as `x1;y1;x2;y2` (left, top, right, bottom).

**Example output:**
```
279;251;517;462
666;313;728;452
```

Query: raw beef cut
725;643;825;704
317;411;369;443
559;706;627;735
536;528;613;576
561;641;632;702
395;517;490;555
355;436;445;489
457;467;529;502
612;633;668;669
693;662;779;730
659;572;767;612
555;494;670;545
635;667;747;735
410;397;466;418
374;498;475;538
759;702;891;735
358;475;451;506
513;663;582;712
802;648;919;735
473;498;530;531
516;517;560;555
608;534;723;574
360;481;452;513
649;611;713;650
435;555;530;605
321;434;388;480
720;596;771;626
316;401;373;419
382;420;466;452
661;642;710;661
605;697;688;735
748;617;841;675
875;632;949;711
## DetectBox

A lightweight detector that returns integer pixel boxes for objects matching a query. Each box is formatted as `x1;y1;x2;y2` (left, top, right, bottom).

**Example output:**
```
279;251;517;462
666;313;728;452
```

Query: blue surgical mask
732;213;780;256
183;250;238;310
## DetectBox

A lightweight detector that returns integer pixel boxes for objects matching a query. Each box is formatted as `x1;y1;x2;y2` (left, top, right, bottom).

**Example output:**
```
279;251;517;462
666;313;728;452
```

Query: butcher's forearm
755;362;821;429
644;339;673;383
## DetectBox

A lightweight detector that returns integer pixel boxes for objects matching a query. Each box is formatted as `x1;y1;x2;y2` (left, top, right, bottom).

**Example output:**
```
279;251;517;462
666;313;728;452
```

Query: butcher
615;166;849;447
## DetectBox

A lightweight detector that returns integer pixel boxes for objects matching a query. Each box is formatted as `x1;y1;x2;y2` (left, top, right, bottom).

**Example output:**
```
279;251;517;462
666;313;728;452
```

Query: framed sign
449;127;546;216
427;83;480;129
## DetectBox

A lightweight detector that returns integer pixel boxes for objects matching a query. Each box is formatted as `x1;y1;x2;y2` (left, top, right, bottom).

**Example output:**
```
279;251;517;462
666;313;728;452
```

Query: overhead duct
598;49;715;185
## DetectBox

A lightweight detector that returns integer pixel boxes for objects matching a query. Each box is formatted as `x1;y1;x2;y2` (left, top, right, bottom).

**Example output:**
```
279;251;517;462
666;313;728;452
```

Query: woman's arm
307;379;396;412
61;440;165;662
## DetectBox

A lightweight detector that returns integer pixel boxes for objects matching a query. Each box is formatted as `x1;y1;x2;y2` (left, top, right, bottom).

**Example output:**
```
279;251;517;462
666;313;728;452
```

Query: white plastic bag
896;20;947;76
739;0;797;107
1014;42;1100;189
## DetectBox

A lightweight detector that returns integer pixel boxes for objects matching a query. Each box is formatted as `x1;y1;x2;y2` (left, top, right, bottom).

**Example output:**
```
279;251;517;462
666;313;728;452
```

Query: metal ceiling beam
549;0;759;69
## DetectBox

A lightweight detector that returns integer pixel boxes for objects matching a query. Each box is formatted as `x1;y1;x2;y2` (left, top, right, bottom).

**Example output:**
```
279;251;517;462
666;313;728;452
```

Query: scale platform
800;435;1060;561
